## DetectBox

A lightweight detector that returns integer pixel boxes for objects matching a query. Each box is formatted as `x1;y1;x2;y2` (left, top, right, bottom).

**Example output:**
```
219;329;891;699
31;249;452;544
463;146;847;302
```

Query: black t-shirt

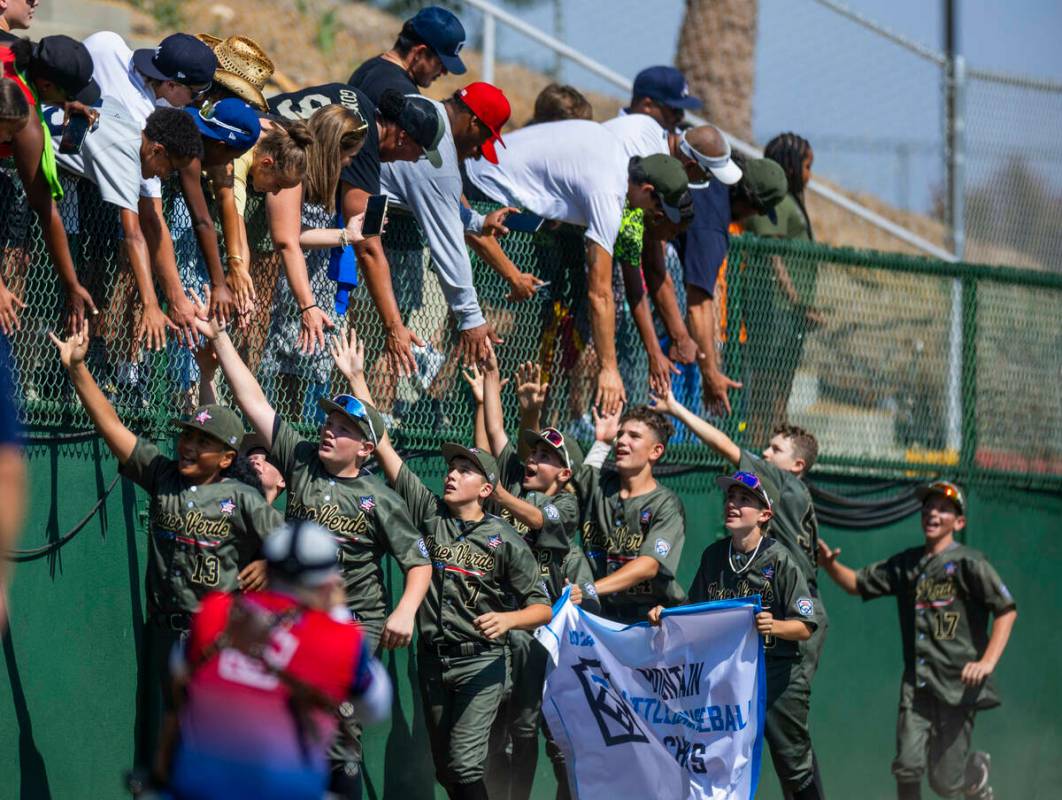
348;55;418;104
0;30;20;45
266;82;381;196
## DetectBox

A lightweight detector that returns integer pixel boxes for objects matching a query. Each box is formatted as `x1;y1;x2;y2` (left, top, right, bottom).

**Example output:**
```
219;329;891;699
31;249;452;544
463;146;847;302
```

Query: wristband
338;228;350;248
300;303;319;314
225;253;244;264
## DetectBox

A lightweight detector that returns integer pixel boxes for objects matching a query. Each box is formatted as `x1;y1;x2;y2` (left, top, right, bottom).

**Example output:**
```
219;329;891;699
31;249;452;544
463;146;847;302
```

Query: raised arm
205;163;255;321
514;361;547;462
459;363;490;452
492;484;545;531
480;342;509;457
650;388;740;466
190;290;277;446
641;234;697;365
619;257;677;398
329;328;404;486
816;538;860;595
49;321;137;463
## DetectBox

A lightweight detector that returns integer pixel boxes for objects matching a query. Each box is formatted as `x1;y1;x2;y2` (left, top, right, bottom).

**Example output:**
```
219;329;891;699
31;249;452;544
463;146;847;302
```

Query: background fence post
482;9;496;85
944;0;966;455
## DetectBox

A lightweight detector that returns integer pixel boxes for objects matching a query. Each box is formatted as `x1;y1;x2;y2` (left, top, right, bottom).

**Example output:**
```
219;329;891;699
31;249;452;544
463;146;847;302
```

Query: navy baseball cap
133;33;217;87
186;98;261;152
408;5;467;75
632;65;702;111
33;36;101;105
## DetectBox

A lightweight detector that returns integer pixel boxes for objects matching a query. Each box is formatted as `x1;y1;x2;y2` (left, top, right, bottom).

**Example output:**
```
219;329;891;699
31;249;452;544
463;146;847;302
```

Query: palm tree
676;0;758;141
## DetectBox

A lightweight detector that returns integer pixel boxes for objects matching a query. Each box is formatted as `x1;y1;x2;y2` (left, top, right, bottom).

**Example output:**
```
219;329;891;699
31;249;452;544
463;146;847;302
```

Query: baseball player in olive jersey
651;391;827;796
195;320;432;798
50;322;281;774
819;482;1016;800
468;349;598;800
347;350;552;800
649;470;822;800
568;404;686;623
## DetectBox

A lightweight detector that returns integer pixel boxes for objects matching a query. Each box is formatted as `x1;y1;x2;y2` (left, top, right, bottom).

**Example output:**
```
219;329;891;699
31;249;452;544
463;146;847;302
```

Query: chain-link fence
3;161;1060;488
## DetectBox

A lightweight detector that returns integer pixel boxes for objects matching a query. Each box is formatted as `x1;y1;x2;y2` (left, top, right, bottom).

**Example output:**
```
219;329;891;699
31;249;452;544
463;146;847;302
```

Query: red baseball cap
458;82;510;164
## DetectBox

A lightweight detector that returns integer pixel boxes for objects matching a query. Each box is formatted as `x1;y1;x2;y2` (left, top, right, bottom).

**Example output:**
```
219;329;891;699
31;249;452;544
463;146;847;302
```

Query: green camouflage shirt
491;441;581;600
688;537;819;661
857;542;1016;707
120;438;281;617
394;465;550;648
271;418;430;622
739;451;820;590
575;465;687;619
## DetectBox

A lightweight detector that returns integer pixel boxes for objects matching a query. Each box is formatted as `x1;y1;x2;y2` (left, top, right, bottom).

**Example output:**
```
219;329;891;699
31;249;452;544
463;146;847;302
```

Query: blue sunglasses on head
331;394;376;443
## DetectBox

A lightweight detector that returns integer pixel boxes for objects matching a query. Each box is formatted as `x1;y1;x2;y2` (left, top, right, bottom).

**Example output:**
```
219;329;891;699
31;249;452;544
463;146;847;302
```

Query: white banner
536;594;765;800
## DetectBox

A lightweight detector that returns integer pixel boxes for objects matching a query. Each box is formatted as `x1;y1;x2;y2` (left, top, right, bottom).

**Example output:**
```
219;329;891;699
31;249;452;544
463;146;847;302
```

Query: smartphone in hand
362;194;389;238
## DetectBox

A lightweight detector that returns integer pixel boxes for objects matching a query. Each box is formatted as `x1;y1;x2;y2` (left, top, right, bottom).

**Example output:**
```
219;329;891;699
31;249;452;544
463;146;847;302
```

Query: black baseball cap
408;5;467;76
173;404;245;451
380;91;445;167
632;65;702;111
33;36;100;105
441;443;498;488
133;33;217;87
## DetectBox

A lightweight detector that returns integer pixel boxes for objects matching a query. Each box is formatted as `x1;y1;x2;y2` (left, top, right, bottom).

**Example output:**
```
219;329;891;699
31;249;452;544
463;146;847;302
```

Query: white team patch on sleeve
655;538;671;557
417;538;430;558
544;504;560;522
796;597;815;617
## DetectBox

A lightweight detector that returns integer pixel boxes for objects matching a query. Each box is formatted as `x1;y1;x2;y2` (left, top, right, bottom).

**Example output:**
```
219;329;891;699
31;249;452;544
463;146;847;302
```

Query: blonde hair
303;105;367;211
256;118;314;183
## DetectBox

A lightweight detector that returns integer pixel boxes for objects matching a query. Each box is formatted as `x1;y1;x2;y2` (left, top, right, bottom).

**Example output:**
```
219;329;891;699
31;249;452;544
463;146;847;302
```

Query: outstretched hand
329;326;365;383
817;538;841;568
514;361;548;413
461;362;485;405
49;318;90;370
649;388;680;416
592;403;622;444
188;285;226;341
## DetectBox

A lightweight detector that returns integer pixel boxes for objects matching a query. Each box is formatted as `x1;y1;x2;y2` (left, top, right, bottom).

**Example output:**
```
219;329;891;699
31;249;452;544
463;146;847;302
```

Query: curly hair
772;423;819;472
620;405;675;447
144;107;205;161
220;455;265;497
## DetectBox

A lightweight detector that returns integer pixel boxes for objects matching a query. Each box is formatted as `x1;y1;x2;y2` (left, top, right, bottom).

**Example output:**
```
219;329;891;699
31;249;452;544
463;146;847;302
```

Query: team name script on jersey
424;535;497;572
700;579;777;607
287;500;371;537
152;508;231;539
915;577;956;607
582;521;644;553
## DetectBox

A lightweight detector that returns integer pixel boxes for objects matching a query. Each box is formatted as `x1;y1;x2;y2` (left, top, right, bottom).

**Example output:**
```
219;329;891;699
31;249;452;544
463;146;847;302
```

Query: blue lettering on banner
621;691;752;735
568;630;596;647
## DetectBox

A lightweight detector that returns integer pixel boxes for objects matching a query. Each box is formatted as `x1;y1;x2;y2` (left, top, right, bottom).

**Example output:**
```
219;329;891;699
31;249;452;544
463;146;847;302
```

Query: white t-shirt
464;119;628;255
49;96;143;212
83;30;162;198
602;112;670;161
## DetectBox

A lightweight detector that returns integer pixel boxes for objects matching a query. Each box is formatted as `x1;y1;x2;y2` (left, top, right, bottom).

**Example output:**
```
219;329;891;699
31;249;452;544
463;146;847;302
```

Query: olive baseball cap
629;154;691;224
520;427;583;470
715;470;779;510
915;480;965;515
174;404;245;451
742;157;787;223
317;394;386;445
441;442;498;488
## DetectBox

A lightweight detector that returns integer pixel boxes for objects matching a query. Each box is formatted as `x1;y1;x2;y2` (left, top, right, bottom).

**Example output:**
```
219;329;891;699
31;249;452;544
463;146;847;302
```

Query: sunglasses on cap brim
329;394;376;443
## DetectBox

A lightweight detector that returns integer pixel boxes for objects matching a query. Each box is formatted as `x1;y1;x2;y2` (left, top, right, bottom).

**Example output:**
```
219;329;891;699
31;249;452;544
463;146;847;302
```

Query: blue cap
132;33;217;87
632;65;702;111
408;6;467;76
186;98;260;152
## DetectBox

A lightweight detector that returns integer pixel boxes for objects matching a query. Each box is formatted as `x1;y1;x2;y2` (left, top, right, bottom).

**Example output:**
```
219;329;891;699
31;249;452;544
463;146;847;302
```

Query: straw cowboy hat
196;34;274;111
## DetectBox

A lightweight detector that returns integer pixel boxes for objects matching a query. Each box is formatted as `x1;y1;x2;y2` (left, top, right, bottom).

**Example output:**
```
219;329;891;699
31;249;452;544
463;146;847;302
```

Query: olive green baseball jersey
688;537;819;661
394;465;550;648
857;542;1015;708
120;438;281;617
575;465;687;618
491;441;580;600
270;417;430;622
739;451;819;587
561;540;602;615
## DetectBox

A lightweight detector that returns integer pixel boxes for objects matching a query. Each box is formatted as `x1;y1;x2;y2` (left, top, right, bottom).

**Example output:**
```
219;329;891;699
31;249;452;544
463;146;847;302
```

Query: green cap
915;480;965;515
174;404;245;451
441;442;499;488
742;158;787;222
629;154;691;223
317;394;387;445
520;427;583;471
